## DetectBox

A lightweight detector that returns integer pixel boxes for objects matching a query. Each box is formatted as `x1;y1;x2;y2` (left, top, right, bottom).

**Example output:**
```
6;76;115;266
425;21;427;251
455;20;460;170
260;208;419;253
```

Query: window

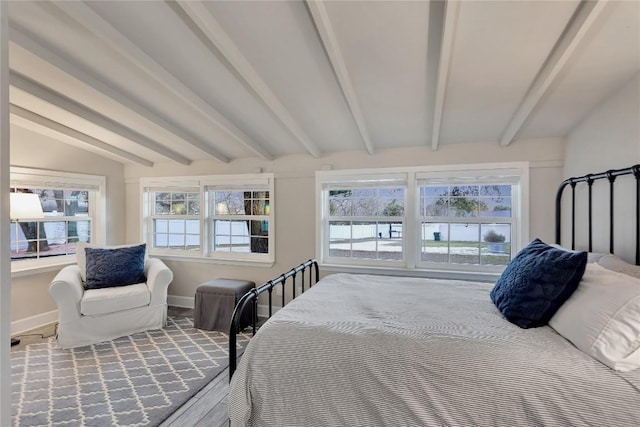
151;190;200;251
317;163;528;274
10;167;105;271
418;182;515;268
141;174;274;265
210;190;270;255
327;187;405;263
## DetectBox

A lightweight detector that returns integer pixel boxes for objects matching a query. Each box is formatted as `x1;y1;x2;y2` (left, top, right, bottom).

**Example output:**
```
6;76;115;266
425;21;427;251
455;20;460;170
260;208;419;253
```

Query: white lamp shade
10;193;45;220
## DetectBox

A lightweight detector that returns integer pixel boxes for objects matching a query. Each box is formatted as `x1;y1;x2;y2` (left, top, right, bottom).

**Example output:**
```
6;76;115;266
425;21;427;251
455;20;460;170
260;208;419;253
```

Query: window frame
10;167;106;276
140;174;274;266
316;162;529;277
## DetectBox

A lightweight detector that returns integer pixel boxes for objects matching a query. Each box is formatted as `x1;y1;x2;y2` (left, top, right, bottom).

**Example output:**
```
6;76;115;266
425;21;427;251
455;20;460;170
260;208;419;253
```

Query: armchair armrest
49;265;84;322
145;258;173;306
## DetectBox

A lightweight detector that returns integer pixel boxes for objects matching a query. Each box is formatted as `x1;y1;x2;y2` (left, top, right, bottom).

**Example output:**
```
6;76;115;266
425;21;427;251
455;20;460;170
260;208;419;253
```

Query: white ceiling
6;0;640;167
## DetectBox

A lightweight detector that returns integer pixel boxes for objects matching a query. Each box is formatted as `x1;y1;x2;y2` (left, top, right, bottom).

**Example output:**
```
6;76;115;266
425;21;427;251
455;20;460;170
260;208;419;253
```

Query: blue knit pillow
490;238;587;329
85;244;147;290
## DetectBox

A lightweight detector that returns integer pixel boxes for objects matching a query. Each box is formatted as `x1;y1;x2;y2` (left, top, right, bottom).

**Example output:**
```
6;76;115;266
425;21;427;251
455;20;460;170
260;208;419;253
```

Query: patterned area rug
11;316;250;426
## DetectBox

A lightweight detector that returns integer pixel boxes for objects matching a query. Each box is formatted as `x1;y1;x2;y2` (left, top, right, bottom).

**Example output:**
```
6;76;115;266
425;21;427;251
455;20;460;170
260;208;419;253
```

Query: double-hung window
10;167;105;271
141;174;274;265
417;170;522;269
319;173;407;267
149;189;201;251
317;163;528;274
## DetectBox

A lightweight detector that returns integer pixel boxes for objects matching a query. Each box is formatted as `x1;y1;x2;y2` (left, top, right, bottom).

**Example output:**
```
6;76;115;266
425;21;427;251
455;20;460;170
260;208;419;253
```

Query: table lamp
9;192;44;346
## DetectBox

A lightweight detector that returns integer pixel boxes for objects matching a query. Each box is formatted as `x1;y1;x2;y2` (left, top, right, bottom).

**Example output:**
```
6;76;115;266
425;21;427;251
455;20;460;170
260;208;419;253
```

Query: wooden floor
11;306;233;427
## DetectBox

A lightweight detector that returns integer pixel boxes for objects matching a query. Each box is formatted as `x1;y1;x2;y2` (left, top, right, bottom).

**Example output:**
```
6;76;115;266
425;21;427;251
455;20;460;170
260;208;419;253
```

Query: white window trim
10;167;106;276
140;173;275;266
316;162;529;278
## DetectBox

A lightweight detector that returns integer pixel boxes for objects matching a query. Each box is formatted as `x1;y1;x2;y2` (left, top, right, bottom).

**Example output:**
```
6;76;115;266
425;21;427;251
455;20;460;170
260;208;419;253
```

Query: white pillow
76;242;148;282
598;254;640;278
549;263;640;371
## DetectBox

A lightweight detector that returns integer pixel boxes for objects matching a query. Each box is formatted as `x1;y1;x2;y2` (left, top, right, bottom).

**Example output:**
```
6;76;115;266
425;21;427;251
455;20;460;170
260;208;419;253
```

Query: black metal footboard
229;259;319;380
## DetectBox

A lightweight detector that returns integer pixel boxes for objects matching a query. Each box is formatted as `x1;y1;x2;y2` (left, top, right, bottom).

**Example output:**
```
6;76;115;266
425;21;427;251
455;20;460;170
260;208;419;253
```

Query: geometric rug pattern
11;316;250;427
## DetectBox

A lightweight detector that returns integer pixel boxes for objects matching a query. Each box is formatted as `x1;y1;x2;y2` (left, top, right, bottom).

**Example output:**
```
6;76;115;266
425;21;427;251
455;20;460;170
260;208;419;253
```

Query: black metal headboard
555;164;640;265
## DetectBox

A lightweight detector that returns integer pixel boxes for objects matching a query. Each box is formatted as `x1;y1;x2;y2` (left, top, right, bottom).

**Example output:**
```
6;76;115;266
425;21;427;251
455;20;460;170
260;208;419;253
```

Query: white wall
125;137;565;303
10;125;126;324
563;73;640;262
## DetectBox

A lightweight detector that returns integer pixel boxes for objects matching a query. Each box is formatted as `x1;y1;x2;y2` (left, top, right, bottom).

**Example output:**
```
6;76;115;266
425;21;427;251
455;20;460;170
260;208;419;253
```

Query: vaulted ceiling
7;0;640;167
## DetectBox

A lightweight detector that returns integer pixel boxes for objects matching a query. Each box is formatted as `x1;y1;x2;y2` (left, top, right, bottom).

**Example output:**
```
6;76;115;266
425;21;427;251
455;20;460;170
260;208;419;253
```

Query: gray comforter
229;273;640;426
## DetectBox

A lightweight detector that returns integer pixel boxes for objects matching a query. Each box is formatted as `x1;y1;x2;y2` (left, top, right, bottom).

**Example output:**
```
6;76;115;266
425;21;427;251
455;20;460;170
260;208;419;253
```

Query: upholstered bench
194;279;255;332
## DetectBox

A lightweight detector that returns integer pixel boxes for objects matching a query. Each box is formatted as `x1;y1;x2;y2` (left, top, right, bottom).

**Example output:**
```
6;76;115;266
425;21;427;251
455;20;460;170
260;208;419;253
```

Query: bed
228;165;640;426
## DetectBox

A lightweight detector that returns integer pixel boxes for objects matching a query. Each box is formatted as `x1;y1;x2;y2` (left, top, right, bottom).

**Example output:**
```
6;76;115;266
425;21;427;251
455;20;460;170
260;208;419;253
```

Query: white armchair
50;257;173;348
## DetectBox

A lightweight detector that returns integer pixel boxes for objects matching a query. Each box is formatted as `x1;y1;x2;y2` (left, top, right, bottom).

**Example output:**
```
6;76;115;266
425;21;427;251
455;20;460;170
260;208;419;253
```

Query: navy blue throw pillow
85;244;147;290
490;238;587;329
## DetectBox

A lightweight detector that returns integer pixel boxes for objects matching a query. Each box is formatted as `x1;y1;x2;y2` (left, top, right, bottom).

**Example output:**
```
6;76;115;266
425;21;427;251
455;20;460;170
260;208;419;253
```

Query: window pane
329;198;352;216
329;188;405;217
379;198;404;216
155;219;168;233
420;222;449;263
351;221;378;259
480;185;511;197
75;220;91;244
377;222;403;260
328;220;402;261
449;223;480;264
329;221;351;258
153;218;200;250
420;222;513;266
155;201;170;215
212;219;268;254
170;201;187;215
420;222;483;264
421;186;448;216
479;196;512;218
214;191;257;215
449;197;479;217
168;220;185;234
64;191;89;216
155;233;168;248
214;219;231;235
168;234;186;248
187;200;200;215
186;220;199;234
481;224;511;266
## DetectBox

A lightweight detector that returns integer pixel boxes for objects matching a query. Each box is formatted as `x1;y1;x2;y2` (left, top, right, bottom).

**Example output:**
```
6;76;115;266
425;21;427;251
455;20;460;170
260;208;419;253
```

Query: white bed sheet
229;273;640;426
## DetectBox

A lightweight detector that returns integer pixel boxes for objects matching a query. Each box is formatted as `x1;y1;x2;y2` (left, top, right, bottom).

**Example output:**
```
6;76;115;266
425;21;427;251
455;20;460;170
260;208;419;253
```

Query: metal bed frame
555;164;640;265
228;259;319;379
229;164;640;379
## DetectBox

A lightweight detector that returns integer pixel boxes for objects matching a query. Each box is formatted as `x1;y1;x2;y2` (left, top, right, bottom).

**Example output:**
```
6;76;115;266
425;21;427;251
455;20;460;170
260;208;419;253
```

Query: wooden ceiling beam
429;0;460;151
10;72;192;165
499;0;608;147
9;26;229;163
10;105;154;167
174;1;322;158
51;0;273;160
306;0;375;155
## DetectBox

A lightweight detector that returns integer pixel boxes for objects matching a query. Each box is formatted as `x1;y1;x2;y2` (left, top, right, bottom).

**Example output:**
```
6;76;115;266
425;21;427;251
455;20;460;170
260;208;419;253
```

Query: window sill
11;256;76;278
320;263;501;283
150;253;275;268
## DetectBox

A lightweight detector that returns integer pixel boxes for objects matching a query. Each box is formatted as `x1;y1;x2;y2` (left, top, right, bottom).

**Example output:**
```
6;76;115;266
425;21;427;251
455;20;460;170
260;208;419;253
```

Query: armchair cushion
85;244;147;289
81;283;151;316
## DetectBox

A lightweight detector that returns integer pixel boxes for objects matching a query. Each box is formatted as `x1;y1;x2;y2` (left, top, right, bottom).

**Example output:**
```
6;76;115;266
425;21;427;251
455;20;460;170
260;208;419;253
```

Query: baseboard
10;301;278;336
257;304;281;318
168;295;194;309
11;309;58;335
